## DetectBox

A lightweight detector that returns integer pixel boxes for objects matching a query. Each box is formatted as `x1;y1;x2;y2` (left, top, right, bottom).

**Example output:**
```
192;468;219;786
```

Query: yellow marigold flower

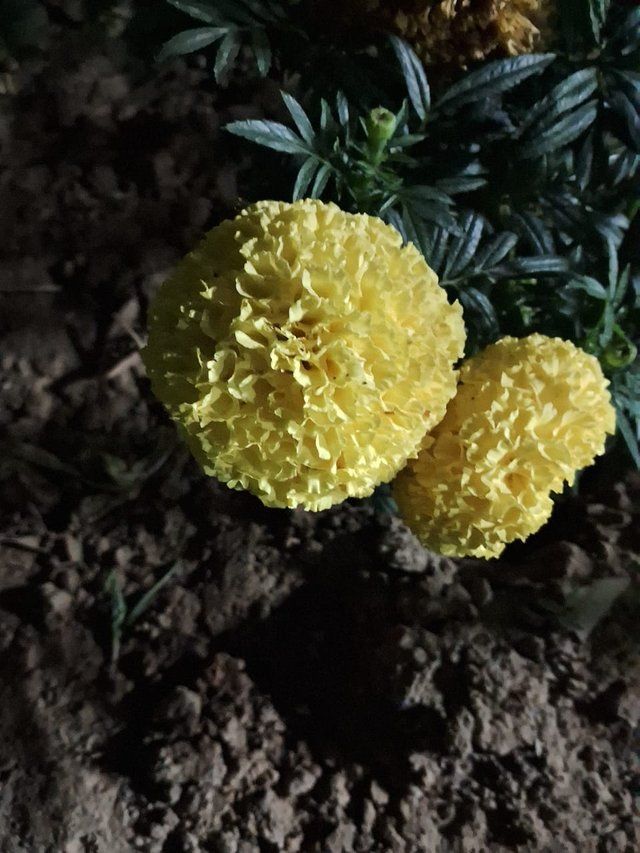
394;334;616;559
337;0;555;68
143;199;465;511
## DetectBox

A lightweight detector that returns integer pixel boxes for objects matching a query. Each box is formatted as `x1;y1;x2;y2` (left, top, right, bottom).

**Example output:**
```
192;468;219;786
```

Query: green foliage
158;0;294;81
105;562;184;662
225;3;640;466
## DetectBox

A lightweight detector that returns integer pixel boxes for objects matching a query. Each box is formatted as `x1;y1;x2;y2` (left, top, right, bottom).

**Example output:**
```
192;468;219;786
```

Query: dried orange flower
338;0;555;68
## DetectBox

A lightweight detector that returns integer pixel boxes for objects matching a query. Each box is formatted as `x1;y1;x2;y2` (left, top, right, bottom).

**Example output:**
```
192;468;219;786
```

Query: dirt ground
1;14;639;853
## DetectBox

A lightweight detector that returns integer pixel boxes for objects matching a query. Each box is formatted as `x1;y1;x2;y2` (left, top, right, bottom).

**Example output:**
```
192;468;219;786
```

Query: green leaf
519;100;598;159
389;35;430;120
609;150;640;185
588;0;610;43
336;91;350;127
126;562;184;627
558;0;602;49
320;99;336;133
511;212;555;254
310;162;332;198
566;275;608;299
293;157;319;200
444;212;484;278
428;227;452;274
520;69;598;137
281;92;315;144
576;129;595;191
401;184;453;207
385;208;408;242
389;133;426;150
226;119;310;154
459;287;500;338
157;26;227;62
166;0;220;24
400;204;433;253
435;175;487;195
402;200;458;232
617;407;640;469
251;27;271;76
495;256;569;275
609;91;640;152
214;29;241;81
436;54;556;112
474;232;519;270
104;570;127;663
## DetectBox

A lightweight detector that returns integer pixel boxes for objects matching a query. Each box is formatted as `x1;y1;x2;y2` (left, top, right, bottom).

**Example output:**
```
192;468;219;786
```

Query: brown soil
1;13;639;853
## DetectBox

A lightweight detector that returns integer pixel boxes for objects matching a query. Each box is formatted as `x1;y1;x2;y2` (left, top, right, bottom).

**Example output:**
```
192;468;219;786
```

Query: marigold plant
143;199;465;510
394;334;616;559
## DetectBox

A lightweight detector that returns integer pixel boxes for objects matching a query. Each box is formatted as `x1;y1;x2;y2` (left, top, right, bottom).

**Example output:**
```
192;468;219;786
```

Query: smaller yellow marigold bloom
394;334;616;559
143;199;465;510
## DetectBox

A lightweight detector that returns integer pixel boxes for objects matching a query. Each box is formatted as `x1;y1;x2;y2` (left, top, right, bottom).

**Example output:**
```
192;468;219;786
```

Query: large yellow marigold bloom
335;0;555;68
143;200;465;510
394;334;616;559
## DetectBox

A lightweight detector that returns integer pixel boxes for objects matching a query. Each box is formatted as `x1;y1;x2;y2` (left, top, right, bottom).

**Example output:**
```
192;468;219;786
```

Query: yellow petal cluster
338;0;555;68
143;199;465;510
394;334;616;559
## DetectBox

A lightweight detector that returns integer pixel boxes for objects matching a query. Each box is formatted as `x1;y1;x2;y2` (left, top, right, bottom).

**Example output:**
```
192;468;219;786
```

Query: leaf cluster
224;2;640;466
157;0;297;82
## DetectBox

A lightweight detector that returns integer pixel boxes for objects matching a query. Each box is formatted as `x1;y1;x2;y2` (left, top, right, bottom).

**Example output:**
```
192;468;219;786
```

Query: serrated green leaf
520;100;598;159
126;562;184;627
401;184;453;207
389;133;427;150
576;129;595;191
281;92;315;144
429;227;452;275
320;99;335;133
292;157;319;200
589;0;610;43
157;26;227;62
251;27;271;76
496;256;569;275
566;275;608;299
226;119;310;154
609;91;640;151
214;30;241;82
310;162;332;197
336;91;350;127
474;232;519;270
435;175;487;195
389;35;431;120
459;287;500;337
402;199;458;232
436;54;556;112
444;212;484;278
520;68;598;137
384;208;408;242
